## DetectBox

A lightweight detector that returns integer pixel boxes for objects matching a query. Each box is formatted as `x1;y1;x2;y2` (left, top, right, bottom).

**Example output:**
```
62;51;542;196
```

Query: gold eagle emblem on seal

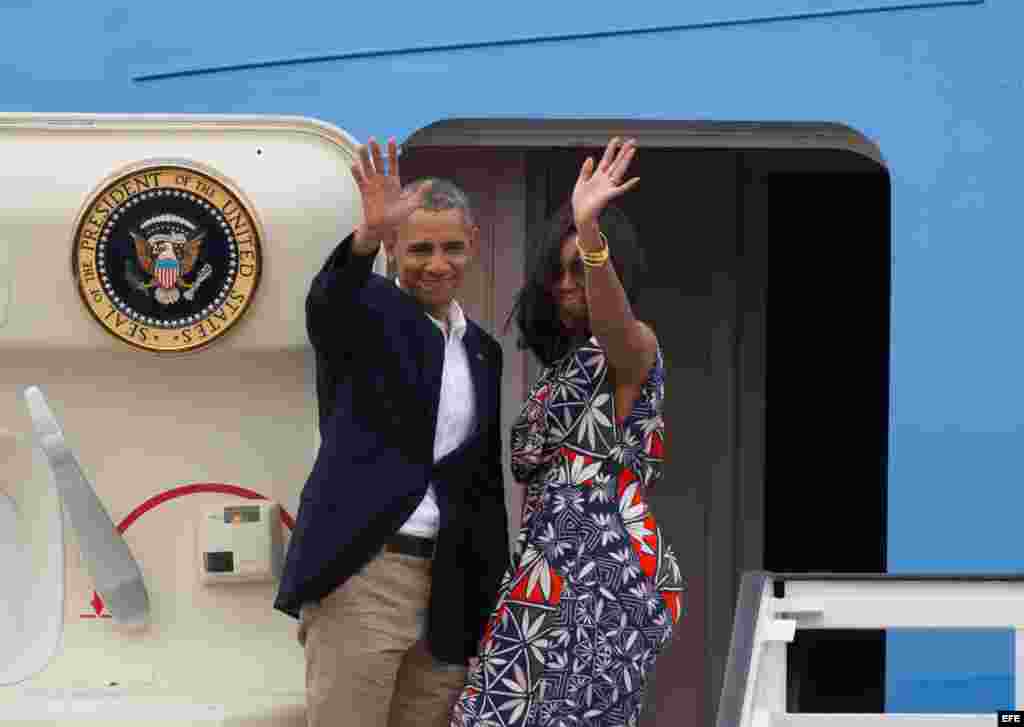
72;162;262;353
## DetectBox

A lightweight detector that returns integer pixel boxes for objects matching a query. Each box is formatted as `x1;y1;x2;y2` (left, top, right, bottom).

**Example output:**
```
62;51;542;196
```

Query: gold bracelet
576;231;610;267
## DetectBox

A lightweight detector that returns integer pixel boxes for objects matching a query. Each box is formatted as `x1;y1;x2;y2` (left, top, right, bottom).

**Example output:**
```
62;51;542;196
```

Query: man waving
275;137;508;727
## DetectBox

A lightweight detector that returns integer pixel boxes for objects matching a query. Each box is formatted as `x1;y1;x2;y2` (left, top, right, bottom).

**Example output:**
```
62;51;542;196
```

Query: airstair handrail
716;571;1024;727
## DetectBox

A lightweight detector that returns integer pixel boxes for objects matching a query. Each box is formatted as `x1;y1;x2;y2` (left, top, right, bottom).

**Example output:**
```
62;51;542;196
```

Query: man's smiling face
392;207;478;320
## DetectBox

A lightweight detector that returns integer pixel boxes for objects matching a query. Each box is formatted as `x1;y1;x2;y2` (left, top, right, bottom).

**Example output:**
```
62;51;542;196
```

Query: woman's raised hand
571;137;639;230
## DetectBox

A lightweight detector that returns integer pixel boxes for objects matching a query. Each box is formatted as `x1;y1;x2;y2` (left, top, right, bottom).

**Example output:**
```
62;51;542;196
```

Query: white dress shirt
395;278;477;539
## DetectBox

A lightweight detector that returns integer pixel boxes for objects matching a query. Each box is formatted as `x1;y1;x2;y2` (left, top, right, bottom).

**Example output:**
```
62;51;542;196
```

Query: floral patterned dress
450;337;684;727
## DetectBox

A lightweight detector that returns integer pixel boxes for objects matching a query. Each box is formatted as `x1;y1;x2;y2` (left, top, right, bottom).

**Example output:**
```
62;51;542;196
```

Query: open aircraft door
0;113;369;725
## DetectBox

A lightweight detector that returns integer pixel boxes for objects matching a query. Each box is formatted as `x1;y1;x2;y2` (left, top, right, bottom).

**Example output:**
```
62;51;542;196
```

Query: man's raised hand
351;137;431;255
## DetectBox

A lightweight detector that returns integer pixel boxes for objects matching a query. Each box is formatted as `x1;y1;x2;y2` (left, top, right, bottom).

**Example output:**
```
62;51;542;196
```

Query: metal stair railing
716;572;1024;727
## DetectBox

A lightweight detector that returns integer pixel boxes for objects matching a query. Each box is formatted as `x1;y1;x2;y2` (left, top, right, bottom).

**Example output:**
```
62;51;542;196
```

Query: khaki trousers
300;549;468;727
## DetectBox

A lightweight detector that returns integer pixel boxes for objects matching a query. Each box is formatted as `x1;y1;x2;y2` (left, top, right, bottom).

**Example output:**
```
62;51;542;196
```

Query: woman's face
548;232;588;331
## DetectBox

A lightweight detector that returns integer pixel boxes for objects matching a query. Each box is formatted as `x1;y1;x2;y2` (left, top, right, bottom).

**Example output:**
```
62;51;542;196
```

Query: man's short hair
402;177;476;228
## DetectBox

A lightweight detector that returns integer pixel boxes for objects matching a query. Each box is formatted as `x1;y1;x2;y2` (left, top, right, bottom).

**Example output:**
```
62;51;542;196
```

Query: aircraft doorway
401;121;893;727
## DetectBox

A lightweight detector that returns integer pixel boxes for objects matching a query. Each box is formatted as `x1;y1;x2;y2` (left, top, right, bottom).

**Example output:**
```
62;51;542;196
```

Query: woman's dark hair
505;200;646;367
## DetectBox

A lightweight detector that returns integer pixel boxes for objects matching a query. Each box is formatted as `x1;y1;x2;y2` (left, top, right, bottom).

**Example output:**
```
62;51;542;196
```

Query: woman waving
451;138;684;727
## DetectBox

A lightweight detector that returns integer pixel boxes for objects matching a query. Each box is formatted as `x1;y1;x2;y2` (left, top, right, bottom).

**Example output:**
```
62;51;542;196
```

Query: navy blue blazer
274;234;509;665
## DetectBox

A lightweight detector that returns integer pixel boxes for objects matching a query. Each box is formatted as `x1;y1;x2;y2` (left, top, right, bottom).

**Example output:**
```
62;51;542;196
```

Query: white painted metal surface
774;716;993;726
732;576;1024;727
0;113;363;725
0;430;65;686
0;112;362;352
25;386;150;626
780;581;1024;628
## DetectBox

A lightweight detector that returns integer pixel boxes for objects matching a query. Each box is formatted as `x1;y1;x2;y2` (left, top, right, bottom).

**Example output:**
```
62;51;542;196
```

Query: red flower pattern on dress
452;339;683;727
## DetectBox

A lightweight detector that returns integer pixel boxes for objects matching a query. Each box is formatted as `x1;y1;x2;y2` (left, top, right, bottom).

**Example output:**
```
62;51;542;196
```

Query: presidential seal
73;163;262;353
